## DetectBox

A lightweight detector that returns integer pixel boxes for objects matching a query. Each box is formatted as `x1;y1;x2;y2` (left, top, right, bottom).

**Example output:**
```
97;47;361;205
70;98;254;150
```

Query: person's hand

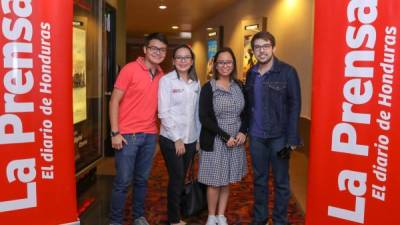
175;139;186;156
277;146;292;159
226;137;237;147
196;141;200;152
112;134;127;150
235;132;246;146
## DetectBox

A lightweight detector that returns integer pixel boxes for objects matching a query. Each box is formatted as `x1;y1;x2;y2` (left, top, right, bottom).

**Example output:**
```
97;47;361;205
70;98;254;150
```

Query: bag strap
185;151;197;182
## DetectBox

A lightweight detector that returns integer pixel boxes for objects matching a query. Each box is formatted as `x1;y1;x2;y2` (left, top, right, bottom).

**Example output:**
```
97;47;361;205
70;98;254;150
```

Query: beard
258;54;273;65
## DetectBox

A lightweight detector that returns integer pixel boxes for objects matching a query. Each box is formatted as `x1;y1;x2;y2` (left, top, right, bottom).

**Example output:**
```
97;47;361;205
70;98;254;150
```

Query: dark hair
172;44;198;81
144;32;168;46
251;31;276;49
212;47;238;80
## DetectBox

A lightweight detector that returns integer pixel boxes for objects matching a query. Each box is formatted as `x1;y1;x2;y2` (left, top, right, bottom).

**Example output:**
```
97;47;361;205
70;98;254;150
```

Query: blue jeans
109;133;157;224
249;136;290;225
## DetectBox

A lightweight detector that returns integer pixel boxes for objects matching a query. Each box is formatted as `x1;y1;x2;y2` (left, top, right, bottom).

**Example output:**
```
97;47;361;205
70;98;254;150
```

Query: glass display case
73;0;104;174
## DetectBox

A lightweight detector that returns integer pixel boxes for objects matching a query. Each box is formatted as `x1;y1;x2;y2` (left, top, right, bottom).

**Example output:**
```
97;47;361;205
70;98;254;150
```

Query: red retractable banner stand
0;1;79;224
306;1;400;225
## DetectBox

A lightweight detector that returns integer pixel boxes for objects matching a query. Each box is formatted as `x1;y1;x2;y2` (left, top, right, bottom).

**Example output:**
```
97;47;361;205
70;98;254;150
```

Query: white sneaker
134;217;150;225
206;215;218;225
217;215;228;225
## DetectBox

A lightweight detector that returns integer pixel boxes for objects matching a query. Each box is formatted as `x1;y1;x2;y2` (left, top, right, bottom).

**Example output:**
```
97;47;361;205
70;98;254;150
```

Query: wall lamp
159;0;167;9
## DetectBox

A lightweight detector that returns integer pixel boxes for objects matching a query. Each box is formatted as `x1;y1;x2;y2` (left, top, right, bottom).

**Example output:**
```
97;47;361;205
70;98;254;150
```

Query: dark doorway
104;3;117;156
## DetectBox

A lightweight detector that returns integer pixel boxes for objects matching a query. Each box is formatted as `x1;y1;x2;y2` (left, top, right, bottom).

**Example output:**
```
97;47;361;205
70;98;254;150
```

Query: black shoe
248;221;267;225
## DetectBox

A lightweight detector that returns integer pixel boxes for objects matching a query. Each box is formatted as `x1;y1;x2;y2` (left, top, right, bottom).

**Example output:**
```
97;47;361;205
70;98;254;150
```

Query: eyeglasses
174;55;192;62
147;46;167;54
216;60;233;67
253;44;272;52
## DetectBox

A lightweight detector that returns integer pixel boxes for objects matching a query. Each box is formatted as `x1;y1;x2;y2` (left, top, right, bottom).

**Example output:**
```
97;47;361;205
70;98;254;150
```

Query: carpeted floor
123;150;305;225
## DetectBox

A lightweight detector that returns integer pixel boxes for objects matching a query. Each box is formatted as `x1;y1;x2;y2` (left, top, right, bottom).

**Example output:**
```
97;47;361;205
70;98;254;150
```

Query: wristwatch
110;130;120;137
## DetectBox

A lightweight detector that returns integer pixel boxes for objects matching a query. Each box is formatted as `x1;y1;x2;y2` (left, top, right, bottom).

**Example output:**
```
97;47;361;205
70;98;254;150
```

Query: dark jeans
159;135;196;223
249;136;290;225
109;133;157;225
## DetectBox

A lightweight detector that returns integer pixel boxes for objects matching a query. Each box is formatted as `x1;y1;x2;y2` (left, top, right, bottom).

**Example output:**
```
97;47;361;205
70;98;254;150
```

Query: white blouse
158;70;201;144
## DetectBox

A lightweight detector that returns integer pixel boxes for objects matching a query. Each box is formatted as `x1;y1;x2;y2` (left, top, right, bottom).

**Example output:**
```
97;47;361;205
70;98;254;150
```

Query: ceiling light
206;27;213;31
172;25;179;30
159;0;167;9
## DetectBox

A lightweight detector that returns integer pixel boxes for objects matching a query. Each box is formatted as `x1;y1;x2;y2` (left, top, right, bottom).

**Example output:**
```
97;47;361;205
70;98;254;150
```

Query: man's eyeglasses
216;60;233;67
174;56;192;62
147;46;167;54
253;44;272;52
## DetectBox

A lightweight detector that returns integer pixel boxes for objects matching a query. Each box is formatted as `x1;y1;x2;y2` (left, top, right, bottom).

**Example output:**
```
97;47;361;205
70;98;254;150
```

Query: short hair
172;44;198;81
251;31;276;49
212;47;238;80
144;32;168;46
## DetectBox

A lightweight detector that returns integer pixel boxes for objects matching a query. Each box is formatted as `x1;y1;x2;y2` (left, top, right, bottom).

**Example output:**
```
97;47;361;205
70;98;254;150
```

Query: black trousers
159;135;196;223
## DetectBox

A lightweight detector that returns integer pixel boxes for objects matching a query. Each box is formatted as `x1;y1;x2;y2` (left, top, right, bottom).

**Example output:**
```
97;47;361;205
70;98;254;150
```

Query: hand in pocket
277;146;292;159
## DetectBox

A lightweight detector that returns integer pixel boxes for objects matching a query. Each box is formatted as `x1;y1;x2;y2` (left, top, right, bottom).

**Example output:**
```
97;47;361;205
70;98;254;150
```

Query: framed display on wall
241;17;267;81
206;26;223;79
73;1;103;174
73;17;88;124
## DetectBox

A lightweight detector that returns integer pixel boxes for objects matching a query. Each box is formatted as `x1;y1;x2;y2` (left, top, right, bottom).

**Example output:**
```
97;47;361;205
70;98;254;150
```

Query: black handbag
181;153;207;217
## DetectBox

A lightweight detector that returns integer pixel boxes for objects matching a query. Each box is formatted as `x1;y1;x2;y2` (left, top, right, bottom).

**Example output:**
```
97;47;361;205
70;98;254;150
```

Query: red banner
306;1;400;225
0;1;79;224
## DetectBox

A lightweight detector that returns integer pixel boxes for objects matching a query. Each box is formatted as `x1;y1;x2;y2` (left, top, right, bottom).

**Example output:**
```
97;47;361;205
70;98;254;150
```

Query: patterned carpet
123;150;305;225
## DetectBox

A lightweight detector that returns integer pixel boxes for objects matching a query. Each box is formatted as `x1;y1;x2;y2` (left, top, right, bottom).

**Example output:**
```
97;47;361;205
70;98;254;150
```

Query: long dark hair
212;47;238;81
172;44;198;81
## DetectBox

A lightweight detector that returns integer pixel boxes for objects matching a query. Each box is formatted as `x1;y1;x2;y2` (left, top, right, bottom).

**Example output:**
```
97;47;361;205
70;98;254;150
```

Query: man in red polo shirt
109;32;168;225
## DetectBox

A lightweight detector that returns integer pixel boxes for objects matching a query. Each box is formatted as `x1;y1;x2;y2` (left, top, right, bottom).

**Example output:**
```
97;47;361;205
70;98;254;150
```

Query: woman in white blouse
158;44;201;225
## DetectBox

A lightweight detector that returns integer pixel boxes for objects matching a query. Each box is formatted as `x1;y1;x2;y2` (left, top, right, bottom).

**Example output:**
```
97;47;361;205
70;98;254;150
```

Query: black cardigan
199;80;248;151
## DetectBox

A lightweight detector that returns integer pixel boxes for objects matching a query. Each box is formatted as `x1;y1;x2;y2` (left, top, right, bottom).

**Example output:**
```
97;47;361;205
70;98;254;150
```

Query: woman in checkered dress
198;47;248;225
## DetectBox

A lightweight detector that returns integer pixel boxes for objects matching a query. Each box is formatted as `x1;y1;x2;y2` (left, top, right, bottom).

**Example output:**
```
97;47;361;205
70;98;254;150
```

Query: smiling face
215;51;234;79
173;47;193;75
143;39;167;66
253;38;275;65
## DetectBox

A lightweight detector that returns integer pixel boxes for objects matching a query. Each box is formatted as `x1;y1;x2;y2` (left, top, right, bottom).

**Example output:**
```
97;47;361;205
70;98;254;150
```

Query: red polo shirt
114;57;164;134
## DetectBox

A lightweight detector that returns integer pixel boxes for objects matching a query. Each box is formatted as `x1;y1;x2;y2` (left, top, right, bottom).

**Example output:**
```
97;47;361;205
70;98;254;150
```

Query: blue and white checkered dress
198;79;247;186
